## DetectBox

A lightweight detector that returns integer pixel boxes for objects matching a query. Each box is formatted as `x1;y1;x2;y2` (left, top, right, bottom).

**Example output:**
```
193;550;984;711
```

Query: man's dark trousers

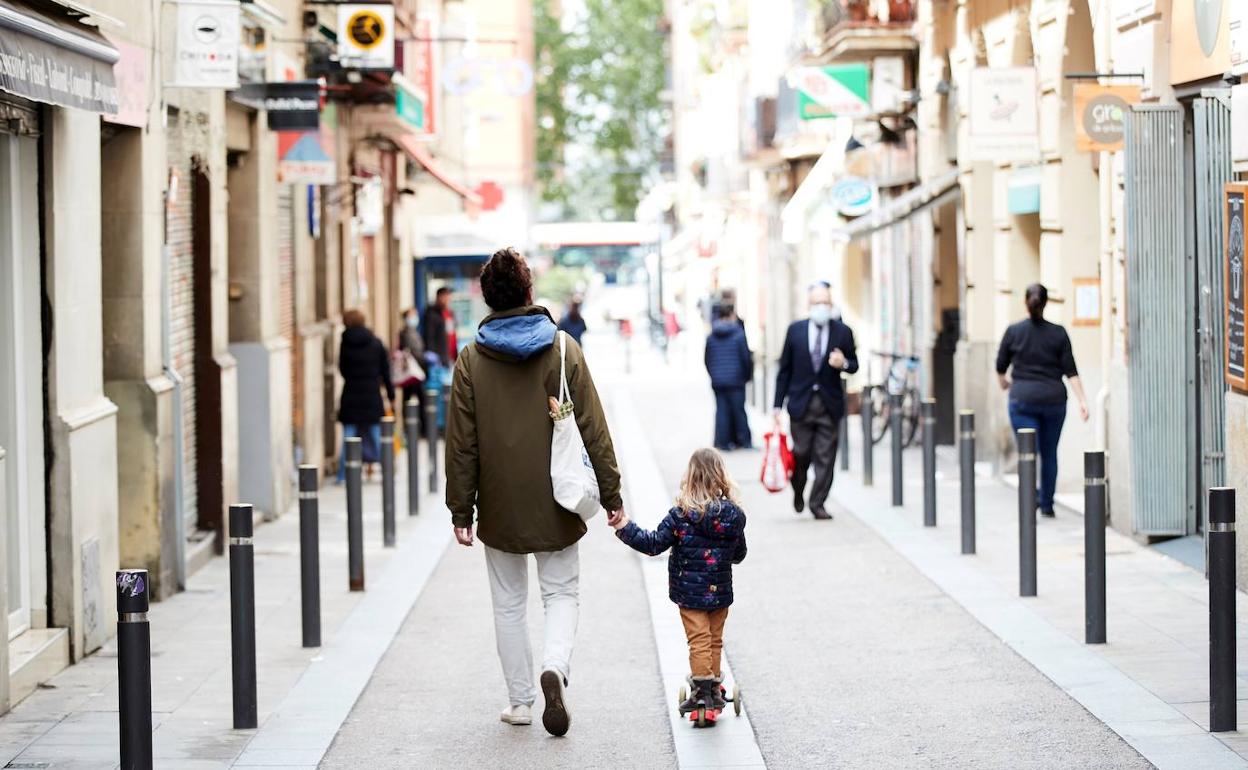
713;387;751;449
790;395;839;509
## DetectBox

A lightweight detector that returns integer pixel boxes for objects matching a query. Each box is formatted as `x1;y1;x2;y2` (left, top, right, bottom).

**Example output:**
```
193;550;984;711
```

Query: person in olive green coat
445;247;623;738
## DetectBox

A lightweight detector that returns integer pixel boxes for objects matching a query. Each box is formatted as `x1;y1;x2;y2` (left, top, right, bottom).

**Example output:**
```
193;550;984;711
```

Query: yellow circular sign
347;10;386;50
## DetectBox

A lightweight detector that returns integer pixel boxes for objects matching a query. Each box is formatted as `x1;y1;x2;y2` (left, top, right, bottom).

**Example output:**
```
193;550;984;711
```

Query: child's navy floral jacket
616;499;747;610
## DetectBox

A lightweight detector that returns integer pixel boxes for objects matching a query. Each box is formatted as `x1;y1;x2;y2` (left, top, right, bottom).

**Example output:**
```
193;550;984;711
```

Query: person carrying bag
547;331;601;521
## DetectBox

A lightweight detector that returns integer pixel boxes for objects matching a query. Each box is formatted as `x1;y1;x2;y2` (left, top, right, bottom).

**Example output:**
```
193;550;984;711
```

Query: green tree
534;0;667;221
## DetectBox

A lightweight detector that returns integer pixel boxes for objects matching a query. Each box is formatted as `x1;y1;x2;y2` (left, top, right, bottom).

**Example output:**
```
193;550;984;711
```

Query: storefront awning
392;132;483;208
834;168;961;241
780;120;853;245
0;0;119;114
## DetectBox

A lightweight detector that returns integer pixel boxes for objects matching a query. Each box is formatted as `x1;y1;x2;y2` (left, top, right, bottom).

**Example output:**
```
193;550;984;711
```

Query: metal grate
1193;94;1232;528
1124;106;1191;536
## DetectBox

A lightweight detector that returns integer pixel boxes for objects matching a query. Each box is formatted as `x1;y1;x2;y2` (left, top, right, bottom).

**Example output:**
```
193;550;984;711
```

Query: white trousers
484;542;580;707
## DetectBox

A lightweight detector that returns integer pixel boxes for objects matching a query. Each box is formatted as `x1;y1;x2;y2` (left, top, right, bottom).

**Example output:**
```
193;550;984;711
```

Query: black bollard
839;412;849;471
922;399;936;527
405;398;420;516
861;385;874;487
1084;451;1106;645
425;383;439;494
116;569;152;769
229;504;258;729
381;416;396;548
1209;487;1236;733
1017;429;1037;597
890;392;903;507
298;465;321;648
959;410;976;555
345;437;365;592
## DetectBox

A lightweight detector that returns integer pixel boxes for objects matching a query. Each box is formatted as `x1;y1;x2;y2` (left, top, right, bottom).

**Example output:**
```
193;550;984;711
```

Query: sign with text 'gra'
1073;83;1140;152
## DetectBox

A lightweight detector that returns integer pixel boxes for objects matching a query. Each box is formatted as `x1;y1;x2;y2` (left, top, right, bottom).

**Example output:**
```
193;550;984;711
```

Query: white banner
338;4;395;70
967;67;1039;163
172;1;240;89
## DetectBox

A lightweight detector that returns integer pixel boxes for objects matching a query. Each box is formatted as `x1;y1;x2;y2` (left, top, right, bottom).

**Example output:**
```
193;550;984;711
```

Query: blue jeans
1008;401;1066;511
337;423;382;483
713;386;752;450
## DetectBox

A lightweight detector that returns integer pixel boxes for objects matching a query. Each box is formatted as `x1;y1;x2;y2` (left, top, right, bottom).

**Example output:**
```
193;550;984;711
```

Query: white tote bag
549;332;602;521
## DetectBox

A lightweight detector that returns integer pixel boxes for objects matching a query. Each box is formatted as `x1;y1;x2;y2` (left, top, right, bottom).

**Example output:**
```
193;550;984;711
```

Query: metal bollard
921;399;936;527
425;383;439;494
116;569;152;769
1017;429;1038;597
1084;451;1106;645
405;398;420;516
959;411;976;555
890;392;903;507
229;504;258;729
1209;487;1236;732
298;465;321;648
345;437;365;592
381;416;396;548
839;412;849;471
861;385;874;487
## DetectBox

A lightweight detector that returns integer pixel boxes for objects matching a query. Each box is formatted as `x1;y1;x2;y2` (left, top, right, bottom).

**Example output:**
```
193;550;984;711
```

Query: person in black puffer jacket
704;304;753;451
610;448;747;715
336;309;394;483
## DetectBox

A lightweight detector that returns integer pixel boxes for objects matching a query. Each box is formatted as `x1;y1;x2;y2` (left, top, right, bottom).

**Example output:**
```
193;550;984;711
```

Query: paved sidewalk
834;419;1248;768
0;455;447;769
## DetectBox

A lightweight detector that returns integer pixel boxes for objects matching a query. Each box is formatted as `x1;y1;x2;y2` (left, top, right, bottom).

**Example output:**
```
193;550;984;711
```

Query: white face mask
406;315;419;329
810;304;832;326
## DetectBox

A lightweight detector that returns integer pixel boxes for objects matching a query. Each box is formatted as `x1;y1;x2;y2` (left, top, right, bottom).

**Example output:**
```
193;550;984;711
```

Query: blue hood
475;313;558;360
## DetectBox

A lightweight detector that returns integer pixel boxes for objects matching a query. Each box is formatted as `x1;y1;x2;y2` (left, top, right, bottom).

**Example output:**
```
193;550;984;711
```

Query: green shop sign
396;83;427;131
791;64;870;121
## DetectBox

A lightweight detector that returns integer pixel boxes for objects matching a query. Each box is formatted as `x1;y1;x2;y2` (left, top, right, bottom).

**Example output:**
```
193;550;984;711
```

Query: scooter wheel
733;686;742;716
677;685;687;714
696;708;707;728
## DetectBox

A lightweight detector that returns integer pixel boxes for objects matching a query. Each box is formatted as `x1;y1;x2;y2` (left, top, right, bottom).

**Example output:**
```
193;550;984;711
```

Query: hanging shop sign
1170;0;1230;85
104;38;147;127
277;103;337;185
1073;84;1140;152
829;177;876;218
788;64;870;120
231;81;321;130
337;4;395;70
967;67;1039;162
0;4;119;113
1225;183;1248;392
171;0;240;88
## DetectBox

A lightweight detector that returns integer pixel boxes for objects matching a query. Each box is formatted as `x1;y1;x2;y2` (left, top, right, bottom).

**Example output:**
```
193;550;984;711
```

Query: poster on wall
1225;183;1248;391
967;67;1039;162
1073;84;1140;152
171;0;240;88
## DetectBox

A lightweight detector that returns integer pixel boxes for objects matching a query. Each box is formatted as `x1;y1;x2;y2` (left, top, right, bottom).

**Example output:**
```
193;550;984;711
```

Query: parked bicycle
867;352;921;448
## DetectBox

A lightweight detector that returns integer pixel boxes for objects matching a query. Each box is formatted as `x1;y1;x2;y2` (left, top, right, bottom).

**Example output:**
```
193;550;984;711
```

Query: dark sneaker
811;505;833;520
793;487;805;514
540;670;570;737
1040;508;1056;518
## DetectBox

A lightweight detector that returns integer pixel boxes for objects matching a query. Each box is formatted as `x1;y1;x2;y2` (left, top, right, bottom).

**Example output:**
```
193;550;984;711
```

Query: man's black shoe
1040;508;1056;518
811;506;833;520
793;488;805;514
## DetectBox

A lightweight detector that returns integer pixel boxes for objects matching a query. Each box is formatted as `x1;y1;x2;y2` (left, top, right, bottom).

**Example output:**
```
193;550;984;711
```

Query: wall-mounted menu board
1226;183;1248;392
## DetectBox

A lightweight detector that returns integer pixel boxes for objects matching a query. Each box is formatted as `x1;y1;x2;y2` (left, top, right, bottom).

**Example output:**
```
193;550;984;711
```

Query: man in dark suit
773;281;858;520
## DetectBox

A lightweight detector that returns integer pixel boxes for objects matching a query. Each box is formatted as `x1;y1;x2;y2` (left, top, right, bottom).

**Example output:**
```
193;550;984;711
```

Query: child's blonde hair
675;448;741;519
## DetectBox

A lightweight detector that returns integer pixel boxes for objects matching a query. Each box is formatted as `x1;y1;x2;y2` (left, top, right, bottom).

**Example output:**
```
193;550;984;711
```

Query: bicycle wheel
870;388;890;445
901;388;922;448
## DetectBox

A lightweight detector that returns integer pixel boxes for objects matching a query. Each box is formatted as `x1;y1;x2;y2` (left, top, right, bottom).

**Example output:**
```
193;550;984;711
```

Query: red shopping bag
760;427;794;493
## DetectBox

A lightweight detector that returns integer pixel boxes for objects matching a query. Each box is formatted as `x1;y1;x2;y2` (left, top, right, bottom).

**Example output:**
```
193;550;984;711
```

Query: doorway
0;131;46;637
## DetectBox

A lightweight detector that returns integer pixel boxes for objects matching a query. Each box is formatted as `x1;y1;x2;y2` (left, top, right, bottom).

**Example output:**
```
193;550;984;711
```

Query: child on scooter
608;448;748;714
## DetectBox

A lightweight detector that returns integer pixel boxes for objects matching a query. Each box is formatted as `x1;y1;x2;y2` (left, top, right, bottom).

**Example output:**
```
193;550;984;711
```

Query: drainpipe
162;187;187;591
1094;0;1113;452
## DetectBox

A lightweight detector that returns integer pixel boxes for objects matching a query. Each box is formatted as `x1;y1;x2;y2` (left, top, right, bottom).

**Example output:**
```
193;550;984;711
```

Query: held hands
606;509;630;530
828;348;846;370
454;526;474;547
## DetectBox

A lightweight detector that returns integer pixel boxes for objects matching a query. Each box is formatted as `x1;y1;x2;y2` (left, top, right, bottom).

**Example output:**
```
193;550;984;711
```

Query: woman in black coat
337;309;394;482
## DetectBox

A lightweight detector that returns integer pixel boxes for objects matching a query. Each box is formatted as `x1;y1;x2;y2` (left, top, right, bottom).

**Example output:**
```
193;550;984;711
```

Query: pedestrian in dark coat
774;281;858;520
557;294;588;346
704;304;753;450
611;448;747;712
337;309;394;482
